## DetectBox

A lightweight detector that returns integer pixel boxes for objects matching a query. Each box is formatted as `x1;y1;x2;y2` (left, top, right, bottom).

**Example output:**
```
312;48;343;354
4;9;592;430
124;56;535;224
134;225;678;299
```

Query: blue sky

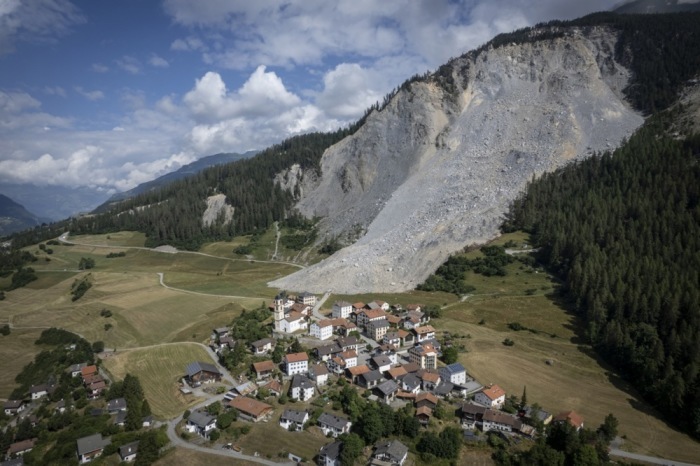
0;0;619;196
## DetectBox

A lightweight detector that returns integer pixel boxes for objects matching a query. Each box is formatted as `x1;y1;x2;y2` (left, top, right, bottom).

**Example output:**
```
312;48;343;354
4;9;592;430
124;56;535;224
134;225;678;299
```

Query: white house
474;384;506;409
283;352;309;376
373;440;409;466
289;374;315;401
482;409;521;433
318;413;352;437
310;319;334;340
279;409;309;431
414;325;436;342
30;384;50;400
332;301;353;319
439;363;467;385
367;319;390;341
251;338;275;355
186;411;217;437
76;433;110;464
296;291;317;307
280;311;307;333
309;363;330;386
118;441;139;462
318;441;342;466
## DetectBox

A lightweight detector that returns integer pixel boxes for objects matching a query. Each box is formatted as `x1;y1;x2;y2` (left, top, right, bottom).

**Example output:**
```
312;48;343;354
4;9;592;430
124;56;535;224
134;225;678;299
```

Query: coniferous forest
504;120;700;436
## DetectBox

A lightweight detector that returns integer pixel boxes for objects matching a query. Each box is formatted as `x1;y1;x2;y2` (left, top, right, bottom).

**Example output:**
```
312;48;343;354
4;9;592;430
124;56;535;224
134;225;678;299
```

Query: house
185;361;222;384
280;311;307;333
523;405;553;425
414;325;436;342
383;332;402;347
374;380;399;404
87;380;106;398
113;411;127;427
336;336;361;353
310;320;334;340
55;399;66;413
142;415;154;428
3;400;25;416
346;365;371;384
368;300;390;311
290;374;315;401
408;344;437;370
401;373;421;394
251;338;275;355
309;363;330;386
229;397;273;422
474;384;506;409
332;301;353;319
186;411;217;437
359;370;384;389
433;381;455;398
371;355;393;373
280;409;309;431
416;406;432;425
460;402;486;429
367;319;390;341
283;352;309;376
357;309;387;329
482;410;522;433
68;362;88;377
218;336;235;350
333;319;357;336
212;327;229;339
415;392;439;410
315;342;342;361
553;411;584;431
374;345;399;365
373;439;409;466
6;438;36;458
252;360;276;380
439;363;467;385
118;441;139;462
317;440;342;466
419;371;441;391
262;379;284;397
107;397;127;413
29;384;51;400
76;433;110;464
387;366;407;381
398;330;414;347
234;381;258;397
405;304;422;313
297;291;317;307
401;362;420;374
81;365;98;379
291;302;312;316
386;314;403;328
317;413;352;437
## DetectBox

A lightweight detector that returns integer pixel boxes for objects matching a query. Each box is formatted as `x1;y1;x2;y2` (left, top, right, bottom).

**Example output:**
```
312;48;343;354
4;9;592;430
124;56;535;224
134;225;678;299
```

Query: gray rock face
270;26;644;294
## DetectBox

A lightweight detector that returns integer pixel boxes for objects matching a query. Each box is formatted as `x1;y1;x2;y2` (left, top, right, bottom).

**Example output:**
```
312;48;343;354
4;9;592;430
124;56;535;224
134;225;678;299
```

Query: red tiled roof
347;365;371;376
481;384;506;400
253;360;275;373
554;410;584;429
284;352;308;363
229;397;273;418
81;365;98;377
415;392;439;405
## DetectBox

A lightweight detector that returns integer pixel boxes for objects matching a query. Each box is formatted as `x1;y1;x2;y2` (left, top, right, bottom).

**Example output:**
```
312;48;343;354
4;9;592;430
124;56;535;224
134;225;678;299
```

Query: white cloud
0;0;84;55
317;63;382;119
149;54;169;67
44;86;67;97
74;86;105;101
92;63;109;73
170;35;207;52
115;55;141;74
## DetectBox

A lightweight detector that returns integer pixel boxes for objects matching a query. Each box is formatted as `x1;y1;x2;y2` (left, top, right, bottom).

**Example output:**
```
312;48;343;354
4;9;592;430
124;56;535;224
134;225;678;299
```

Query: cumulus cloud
44;86;67;97
0;0;84;55
74;86;105;101
316;63;383;119
149;54;169;67
115;55;141;74
92;63;109;73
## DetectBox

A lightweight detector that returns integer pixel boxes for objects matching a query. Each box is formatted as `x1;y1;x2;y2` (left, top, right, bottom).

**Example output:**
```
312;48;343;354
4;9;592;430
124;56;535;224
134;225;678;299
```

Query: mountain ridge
0;193;44;236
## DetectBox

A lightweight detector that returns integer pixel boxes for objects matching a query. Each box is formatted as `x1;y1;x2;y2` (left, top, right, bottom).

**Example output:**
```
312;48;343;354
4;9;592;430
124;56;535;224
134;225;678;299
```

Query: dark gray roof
402;374;421;391
376;380;399;396
30;384;49;394
3;400;22;409
187;411;216;428
251;338;275;348
319;441;343;460
290;374;314;390
298;291;314;298
316;343;342;356
76;433;110;456
369;319;390;329
281;409;308;424
461;402;486;416
333;301;352;307
372;355;393;368
361;370;384;383
213;327;229;335
318;413;350;430
524;405;551;422
185;361;221;377
374;439;408;462
114;411;127;425
107;397;127;411
443;362;466;374
433;381;454;396
119;441;139;458
336;336;359;348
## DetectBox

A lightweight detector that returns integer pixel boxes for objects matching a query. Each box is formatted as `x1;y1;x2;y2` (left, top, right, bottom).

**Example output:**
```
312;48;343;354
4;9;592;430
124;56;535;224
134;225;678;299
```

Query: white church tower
273;292;286;332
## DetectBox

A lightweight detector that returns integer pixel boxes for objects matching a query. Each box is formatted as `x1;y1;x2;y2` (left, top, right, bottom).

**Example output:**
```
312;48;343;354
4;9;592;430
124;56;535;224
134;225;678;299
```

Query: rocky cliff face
270;26;644;294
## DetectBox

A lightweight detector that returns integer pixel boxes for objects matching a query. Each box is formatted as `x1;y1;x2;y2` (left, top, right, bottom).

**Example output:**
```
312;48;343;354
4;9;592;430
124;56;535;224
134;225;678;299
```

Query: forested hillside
504;119;700;436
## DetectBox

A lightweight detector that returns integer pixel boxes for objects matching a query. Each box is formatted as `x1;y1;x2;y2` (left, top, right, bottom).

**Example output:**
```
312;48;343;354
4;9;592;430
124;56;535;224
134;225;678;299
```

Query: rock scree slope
270;26;644;294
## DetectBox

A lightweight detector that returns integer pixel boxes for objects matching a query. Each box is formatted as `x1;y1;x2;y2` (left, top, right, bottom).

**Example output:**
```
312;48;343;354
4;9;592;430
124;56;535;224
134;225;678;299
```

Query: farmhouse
482;409;522;433
460;402;486;429
7;438;36;457
185;361;222;384
401;373;421;394
553;410;584;430
283;352;309;375
76;433;110;464
280;409;309;431
3;400;25;416
346;364;371;384
229;397;273;422
318;413;352;437
262;379;284;397
315;342;342;361
212;327;229;339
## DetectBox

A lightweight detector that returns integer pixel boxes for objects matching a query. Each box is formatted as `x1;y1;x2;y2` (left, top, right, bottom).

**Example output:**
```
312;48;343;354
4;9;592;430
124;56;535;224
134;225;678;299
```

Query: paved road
311;291;332;320
166;394;294;466
609;449;699;466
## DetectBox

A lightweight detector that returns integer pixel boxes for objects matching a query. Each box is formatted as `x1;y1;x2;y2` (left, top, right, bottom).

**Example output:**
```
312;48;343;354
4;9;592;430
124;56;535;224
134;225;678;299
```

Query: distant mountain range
614;0;700;14
93;151;257;213
0;193;45;236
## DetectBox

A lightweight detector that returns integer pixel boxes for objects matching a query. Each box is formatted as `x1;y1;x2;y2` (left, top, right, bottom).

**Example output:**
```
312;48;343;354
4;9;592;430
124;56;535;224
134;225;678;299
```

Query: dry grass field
101;343;213;419
0;328;45;398
155;448;262;466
